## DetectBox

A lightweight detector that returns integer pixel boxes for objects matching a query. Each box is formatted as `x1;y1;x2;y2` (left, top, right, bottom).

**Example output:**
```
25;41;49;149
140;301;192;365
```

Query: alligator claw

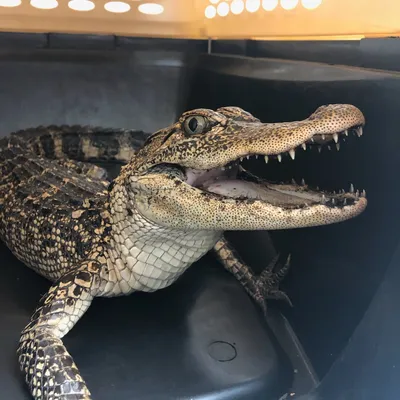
252;253;293;314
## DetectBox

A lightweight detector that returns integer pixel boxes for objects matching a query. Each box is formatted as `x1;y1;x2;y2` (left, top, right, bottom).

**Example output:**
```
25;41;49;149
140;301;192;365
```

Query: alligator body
0;105;367;399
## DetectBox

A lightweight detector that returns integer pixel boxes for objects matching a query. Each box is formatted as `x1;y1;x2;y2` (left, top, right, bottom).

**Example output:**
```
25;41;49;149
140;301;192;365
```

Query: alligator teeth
246;155;250;160
221;167;225;171
321;134;326;140
361;189;366;197
289;149;296;160
343;198;347;205
292;178;297;184
301;143;307;150
333;133;339;143
318;146;322;153
350;183;354;193
277;154;282;162
327;145;331;151
355;190;360;199
255;155;258;159
331;198;336;205
344;129;349;136
321;194;326;203
310;137;314;143
264;155;269;163
336;143;340;151
240;157;243;162
356;126;363;137
301;178;306;186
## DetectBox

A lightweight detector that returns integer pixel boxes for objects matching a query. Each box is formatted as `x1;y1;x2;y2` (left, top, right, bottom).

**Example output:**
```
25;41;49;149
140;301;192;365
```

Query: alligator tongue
202;179;323;206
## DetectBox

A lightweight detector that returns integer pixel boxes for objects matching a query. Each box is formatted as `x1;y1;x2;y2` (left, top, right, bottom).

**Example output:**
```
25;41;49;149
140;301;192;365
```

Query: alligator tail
10;125;151;163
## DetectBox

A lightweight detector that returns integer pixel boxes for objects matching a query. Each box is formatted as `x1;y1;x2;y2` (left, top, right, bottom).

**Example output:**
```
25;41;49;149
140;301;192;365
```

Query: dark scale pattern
0;137;111;281
0;133;115;400
11;125;151;163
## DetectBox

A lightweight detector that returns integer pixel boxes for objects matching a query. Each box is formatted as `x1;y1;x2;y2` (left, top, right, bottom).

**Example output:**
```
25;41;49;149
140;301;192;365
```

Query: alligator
0;104;367;399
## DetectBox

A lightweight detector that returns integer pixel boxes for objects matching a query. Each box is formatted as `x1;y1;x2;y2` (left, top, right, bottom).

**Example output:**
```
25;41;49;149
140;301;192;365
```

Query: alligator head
115;104;367;231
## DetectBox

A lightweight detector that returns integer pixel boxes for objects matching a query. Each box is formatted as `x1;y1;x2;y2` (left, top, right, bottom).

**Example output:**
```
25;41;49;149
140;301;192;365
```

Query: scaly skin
0;105;367;399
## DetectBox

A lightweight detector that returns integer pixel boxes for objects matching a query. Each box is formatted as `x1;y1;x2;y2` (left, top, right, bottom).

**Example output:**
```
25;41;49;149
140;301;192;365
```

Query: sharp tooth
240;157;243;162
301;178;306;186
356;190;360;199
255;155;258;159
356;126;363;137
221;167;225;171
321;194;326;203
310;137;314;143
316;186;319;190
277;154;282;162
289;149;296;160
322;134;325;140
350;183;354;193
333;133;339;143
361;189;366;197
246;155;250;160
344;129;349;136
301;143;307;150
343;198;347;205
327;145;331;151
332;198;336;205
292;178;297;184
264;155;269;163
318;146;322;153
336;143;340;151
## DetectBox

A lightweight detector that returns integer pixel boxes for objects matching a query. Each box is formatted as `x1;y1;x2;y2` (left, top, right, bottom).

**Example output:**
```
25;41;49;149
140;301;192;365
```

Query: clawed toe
260;253;291;285
265;289;293;307
253;253;293;310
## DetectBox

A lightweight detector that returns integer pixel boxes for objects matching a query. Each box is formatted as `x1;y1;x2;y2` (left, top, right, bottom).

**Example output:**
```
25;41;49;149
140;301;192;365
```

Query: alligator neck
99;182;221;296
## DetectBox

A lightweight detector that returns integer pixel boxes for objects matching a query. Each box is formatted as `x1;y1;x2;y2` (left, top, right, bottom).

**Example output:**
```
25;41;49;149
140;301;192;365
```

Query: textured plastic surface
0;243;292;400
302;241;400;400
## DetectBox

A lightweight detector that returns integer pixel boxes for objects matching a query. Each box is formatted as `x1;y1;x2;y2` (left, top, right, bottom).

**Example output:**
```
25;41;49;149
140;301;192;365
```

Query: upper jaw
171;104;365;171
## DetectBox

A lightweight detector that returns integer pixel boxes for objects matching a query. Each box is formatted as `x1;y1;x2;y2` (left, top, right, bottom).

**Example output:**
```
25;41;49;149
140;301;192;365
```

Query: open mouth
184;123;366;211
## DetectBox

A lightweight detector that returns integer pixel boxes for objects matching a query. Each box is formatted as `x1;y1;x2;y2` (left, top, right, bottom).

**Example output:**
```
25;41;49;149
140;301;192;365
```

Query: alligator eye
183;116;208;135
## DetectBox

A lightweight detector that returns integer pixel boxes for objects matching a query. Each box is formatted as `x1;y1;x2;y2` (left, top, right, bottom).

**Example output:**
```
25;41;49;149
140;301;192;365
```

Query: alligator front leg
213;236;292;315
17;261;102;400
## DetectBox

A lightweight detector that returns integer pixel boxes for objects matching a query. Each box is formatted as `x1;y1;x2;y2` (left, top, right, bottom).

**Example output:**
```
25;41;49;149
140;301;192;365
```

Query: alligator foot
213;237;293;315
253;253;292;315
